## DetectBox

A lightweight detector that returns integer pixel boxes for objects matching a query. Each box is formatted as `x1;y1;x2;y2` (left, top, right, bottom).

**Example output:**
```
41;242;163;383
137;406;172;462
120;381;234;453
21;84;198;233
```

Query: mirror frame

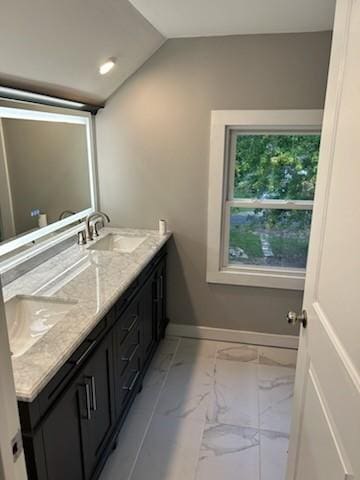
0;99;97;257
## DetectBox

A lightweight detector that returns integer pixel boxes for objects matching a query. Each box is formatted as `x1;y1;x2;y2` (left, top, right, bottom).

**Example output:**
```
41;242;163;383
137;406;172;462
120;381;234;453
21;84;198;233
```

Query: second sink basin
88;234;146;253
5;295;77;358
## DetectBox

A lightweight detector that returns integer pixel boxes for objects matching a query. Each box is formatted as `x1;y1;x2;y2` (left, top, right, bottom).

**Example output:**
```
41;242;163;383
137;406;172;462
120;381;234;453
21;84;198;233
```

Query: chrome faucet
85;211;110;240
59;210;76;220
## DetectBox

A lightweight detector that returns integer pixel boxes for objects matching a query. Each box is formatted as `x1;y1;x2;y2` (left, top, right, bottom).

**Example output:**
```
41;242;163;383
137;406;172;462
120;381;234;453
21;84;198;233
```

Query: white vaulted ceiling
129;0;336;38
0;0;335;105
0;0;165;105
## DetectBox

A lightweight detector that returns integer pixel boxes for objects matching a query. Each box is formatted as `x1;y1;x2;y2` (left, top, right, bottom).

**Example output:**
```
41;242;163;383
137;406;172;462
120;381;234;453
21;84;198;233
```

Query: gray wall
2;119;91;237
96;32;332;335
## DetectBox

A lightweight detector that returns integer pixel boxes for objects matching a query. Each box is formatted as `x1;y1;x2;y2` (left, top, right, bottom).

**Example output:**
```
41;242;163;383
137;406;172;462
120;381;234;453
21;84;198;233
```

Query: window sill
206;266;305;290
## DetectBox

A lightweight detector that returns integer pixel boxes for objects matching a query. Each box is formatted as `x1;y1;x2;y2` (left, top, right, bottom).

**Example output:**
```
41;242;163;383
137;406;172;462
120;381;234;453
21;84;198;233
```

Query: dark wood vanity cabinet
18;245;168;480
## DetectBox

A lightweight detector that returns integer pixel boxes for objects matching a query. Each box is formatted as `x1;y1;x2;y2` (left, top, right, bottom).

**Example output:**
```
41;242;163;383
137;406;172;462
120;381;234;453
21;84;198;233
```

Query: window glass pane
233;134;321;200
229;208;312;269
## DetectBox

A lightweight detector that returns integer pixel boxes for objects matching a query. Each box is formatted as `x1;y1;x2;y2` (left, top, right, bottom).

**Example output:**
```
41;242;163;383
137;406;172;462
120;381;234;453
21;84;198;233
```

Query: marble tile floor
100;336;297;480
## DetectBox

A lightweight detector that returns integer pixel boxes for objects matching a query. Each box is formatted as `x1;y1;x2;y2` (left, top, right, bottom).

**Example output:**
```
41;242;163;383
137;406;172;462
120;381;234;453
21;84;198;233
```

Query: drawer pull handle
122;315;138;333
75;340;97;366
123;370;140;392
82;383;92;420
85;376;97;412
122;343;139;363
91;376;97;411
154;280;159;303
159;274;164;299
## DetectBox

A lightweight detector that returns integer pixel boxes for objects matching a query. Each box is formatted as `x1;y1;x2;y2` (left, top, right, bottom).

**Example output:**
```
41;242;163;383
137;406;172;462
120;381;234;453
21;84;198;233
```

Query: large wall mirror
0;100;97;257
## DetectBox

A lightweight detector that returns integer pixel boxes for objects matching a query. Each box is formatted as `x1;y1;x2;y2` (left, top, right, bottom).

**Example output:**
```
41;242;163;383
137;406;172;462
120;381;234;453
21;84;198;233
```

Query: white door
0;283;27;480
286;0;360;479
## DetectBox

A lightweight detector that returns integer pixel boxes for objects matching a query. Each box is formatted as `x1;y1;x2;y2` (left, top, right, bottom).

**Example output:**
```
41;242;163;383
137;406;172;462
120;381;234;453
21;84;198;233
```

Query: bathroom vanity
0;99;172;479
3;228;170;480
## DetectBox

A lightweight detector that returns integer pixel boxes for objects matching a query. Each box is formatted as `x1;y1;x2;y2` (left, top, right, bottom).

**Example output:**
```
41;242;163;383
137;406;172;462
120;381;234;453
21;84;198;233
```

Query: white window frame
206;110;323;290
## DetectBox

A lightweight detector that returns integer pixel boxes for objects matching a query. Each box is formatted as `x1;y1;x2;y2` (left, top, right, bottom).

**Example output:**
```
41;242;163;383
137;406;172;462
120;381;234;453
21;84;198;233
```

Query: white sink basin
5;295;77;358
89;234;146;253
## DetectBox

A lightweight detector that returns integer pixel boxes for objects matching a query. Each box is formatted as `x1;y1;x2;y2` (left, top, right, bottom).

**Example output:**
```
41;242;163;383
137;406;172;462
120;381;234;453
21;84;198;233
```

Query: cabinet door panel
80;333;115;480
117;300;139;346
41;381;84;480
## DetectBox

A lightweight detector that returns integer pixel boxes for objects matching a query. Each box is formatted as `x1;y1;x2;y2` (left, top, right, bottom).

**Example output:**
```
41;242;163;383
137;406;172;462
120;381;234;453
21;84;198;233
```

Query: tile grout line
257;350;297;480
127;336;182;480
192;340;220;480
190;406;208;480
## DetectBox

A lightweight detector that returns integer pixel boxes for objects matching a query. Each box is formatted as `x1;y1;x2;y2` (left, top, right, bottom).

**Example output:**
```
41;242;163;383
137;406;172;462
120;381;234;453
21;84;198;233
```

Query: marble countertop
3;227;171;402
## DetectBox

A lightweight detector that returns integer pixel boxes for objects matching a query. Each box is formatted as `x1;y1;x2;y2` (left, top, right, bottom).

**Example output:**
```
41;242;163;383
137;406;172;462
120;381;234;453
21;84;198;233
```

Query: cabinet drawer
117;322;140;377
117;300;140;346
118;351;141;411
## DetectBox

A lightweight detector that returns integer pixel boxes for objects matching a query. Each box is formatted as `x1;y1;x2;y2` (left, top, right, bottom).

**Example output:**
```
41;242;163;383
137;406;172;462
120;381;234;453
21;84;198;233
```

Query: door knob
287;310;307;328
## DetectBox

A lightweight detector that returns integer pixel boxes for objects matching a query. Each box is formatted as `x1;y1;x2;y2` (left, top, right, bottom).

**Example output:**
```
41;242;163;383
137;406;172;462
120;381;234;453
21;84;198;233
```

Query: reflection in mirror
0;118;91;243
0;104;96;259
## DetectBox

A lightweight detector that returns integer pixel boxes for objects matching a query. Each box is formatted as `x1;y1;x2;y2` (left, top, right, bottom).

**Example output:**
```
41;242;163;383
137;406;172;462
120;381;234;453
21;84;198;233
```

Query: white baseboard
167;323;299;350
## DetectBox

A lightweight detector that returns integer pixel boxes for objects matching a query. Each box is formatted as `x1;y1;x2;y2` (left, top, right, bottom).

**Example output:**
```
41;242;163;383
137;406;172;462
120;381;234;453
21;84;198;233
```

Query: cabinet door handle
122;343;139;363
122;370;140;391
85;376;97;412
82;383;92;420
159;275;164;300
75;340;97;366
155;278;160;302
122;315;138;333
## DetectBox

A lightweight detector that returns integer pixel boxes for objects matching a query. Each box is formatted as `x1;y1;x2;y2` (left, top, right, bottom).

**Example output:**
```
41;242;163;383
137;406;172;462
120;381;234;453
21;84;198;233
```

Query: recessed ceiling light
99;58;116;75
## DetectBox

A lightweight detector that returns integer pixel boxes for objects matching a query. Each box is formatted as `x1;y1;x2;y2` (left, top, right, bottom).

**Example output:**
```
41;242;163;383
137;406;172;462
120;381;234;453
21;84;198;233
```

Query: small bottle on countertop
159;219;167;235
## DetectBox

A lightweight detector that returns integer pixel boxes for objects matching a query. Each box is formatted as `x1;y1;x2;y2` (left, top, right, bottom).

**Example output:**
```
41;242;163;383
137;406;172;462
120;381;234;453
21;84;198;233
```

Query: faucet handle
77;229;87;245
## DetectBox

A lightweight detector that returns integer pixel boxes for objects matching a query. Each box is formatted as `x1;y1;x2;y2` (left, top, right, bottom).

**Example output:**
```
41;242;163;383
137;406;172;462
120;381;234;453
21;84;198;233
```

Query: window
207;110;323;290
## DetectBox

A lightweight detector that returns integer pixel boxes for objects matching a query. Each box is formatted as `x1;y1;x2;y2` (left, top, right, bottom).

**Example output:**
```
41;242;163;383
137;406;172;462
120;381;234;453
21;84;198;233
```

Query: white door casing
0;282;27;479
287;0;360;479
